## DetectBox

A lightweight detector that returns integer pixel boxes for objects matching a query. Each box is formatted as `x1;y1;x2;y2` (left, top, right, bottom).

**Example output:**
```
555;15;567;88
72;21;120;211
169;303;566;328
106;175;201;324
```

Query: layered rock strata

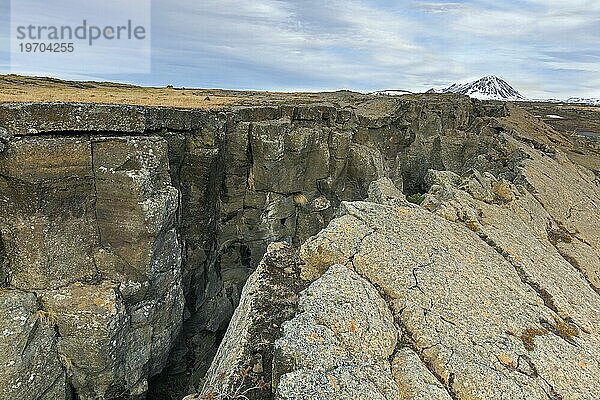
0;93;598;399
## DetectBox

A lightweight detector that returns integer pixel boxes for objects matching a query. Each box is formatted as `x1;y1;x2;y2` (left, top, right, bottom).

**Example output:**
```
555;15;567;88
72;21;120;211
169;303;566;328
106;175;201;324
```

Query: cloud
398;0;600;97
149;0;448;90
413;2;469;14
0;0;598;98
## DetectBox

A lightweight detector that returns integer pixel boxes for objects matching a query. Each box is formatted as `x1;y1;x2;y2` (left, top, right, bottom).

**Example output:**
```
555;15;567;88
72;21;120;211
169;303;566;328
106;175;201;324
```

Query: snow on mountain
440;76;528;101
371;76;598;105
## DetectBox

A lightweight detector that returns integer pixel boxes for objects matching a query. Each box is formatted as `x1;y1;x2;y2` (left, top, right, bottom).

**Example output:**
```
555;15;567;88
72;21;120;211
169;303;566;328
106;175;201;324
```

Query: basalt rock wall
0;95;550;400
196;112;600;400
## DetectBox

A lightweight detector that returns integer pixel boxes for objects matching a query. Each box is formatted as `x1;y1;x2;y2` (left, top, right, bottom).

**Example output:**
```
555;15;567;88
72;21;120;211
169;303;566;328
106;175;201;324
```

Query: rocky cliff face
0;94;598;400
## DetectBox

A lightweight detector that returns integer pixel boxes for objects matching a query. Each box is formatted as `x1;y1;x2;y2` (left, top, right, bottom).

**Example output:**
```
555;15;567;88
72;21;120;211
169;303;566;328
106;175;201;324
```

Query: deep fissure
2;96;598;400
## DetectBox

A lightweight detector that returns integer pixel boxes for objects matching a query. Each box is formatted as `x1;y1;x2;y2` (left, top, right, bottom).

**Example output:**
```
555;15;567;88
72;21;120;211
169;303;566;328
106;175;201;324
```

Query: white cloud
151;0;443;89
401;0;599;97
2;0;598;97
414;2;469;14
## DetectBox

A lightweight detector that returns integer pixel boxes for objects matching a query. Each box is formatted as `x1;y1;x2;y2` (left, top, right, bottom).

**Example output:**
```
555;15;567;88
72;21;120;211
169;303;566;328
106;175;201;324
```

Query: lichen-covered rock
275;364;397;400
42;282;131;399
273;264;398;400
517;151;600;292
367;177;407;206
0;127;10;153
422;167;600;333
0;134;184;399
0;289;65;400
0;103;146;135
392;348;452;400
299;200;600;399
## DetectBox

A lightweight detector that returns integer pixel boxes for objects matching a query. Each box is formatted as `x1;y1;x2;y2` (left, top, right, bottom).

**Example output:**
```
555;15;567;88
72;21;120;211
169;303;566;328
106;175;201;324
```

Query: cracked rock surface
294;197;600;399
273;264;398;400
186;242;305;400
0;134;184;399
0;290;65;400
207;166;599;399
0;93;598;400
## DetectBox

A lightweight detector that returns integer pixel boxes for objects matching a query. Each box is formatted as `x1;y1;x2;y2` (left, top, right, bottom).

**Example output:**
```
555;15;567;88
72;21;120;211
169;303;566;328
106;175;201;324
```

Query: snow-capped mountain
440;76;528;101
371;76;598;105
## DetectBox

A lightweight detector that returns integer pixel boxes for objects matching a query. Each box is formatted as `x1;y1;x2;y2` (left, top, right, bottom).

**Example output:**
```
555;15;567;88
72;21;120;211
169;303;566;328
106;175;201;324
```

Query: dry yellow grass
0;75;241;109
0;74;342;110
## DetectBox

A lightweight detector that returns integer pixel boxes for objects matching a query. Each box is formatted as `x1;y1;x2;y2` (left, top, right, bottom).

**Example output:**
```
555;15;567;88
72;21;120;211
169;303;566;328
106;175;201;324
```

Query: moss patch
406;193;425;205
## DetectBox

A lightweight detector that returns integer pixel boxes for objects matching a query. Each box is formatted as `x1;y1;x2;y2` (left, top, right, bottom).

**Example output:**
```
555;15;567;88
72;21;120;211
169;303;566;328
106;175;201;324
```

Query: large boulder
200;187;600;399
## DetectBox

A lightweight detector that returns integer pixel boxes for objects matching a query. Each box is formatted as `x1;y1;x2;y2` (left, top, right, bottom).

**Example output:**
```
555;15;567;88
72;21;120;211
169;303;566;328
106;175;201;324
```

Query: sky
0;0;598;98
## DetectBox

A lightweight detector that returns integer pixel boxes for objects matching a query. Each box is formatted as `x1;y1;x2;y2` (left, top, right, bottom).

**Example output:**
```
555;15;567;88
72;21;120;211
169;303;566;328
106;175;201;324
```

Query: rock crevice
1;95;599;400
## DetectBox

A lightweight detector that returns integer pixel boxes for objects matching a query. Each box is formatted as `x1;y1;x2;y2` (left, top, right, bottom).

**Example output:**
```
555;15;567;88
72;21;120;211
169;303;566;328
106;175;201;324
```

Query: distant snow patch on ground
566;98;600;106
371;90;413;96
